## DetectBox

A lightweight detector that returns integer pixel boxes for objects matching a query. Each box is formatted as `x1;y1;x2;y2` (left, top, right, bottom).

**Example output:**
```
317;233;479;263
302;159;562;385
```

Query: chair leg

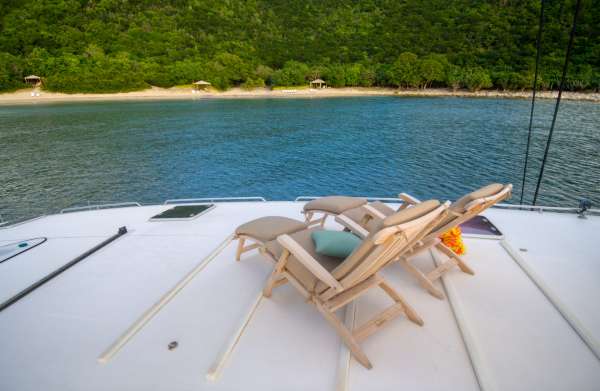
436;243;475;275
235;237;246;261
379;281;424;326
398;257;445;300
263;270;279;298
272;276;288;289
320;214;327;227
315;299;373;369
305;211;327;227
359;214;373;228
304;211;313;223
263;250;290;298
351;280;424;342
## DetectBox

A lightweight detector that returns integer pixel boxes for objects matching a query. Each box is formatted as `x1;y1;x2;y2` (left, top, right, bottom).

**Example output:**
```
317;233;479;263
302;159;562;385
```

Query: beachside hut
24;75;42;87
309;78;326;89
193;80;211;91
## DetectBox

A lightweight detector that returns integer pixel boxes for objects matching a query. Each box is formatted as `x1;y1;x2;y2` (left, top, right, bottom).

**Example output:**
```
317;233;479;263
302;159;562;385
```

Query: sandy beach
0;86;599;105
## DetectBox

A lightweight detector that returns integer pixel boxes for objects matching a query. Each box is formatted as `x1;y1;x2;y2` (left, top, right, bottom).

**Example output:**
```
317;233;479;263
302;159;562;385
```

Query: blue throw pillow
311;230;361;259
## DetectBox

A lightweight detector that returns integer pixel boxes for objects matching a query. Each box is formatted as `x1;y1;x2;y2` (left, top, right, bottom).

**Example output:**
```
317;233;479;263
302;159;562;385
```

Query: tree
568;64;593;91
307;66;325;81
492;70;530;90
375;64;392;86
0;52;24;91
463;67;493;91
255;65;274;85
445;65;463;91
269;69;287;86
241;77;265;90
323;64;346;87
359;64;376;87
24;47;53;76
419;57;445;89
389;52;421;88
270;61;309;86
344;64;362;87
168;58;205;85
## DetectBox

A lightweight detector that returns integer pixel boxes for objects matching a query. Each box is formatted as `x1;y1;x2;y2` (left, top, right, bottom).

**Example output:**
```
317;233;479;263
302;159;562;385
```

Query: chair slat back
336;202;449;290
429;184;512;238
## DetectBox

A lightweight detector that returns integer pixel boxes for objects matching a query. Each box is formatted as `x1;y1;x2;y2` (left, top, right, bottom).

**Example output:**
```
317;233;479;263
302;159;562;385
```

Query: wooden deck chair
337;183;513;299
260;199;449;369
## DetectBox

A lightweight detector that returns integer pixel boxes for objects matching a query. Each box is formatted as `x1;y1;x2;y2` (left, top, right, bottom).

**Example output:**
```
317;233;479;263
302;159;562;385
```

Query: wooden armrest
362;204;386;220
335;215;369;239
398;193;421;205
277;234;343;291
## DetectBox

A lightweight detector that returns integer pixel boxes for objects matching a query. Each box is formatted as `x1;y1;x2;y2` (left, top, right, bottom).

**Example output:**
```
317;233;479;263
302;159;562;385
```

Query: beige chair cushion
343;200;440;232
304;196;368;215
450;183;504;214
236;216;308;242
264;228;344;292
433;183;505;234
382;199;441;227
342;201;395;232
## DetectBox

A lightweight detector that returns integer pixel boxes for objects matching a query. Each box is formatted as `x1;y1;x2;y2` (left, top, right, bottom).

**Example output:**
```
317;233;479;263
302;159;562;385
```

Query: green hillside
0;0;598;93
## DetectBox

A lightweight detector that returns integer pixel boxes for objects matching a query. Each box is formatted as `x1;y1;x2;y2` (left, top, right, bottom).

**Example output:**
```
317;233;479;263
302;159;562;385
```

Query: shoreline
0;86;599;105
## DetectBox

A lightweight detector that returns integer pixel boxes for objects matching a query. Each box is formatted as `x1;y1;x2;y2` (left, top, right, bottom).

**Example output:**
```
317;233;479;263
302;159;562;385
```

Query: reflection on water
1;97;598;221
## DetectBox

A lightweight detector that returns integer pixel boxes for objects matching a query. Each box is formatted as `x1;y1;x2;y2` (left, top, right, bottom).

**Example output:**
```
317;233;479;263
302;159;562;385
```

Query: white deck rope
206;287;266;382
97;234;234;364
335;302;357;391
500;240;600;361
430;249;491;391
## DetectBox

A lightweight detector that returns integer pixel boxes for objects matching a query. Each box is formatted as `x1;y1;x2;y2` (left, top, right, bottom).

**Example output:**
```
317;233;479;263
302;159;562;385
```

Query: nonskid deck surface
0;202;599;391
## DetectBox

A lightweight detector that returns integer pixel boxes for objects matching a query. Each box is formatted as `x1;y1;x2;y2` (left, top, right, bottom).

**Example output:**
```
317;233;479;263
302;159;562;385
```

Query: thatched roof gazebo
24;75;42;87
193;80;211;91
310;78;326;89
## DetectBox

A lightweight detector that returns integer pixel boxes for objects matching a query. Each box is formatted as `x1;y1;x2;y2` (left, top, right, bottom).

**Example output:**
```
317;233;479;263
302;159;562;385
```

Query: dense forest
0;0;599;93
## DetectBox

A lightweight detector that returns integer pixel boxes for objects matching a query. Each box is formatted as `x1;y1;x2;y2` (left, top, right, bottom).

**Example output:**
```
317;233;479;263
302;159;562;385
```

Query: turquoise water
1;97;598;221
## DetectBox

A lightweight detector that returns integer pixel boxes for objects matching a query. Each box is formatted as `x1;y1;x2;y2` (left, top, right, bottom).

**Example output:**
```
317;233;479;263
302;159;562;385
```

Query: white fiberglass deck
0;201;599;391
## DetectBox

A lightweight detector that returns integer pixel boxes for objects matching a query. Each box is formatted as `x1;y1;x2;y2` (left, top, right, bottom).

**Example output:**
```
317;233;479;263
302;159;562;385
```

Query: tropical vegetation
0;0;598;93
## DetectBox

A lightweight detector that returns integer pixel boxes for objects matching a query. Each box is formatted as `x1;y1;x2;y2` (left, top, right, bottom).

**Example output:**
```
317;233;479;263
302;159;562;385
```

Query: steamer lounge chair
336;183;513;299
259;199;449;369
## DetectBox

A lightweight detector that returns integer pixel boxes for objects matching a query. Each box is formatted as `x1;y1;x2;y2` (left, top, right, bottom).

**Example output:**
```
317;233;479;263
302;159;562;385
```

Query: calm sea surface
1;97;598;222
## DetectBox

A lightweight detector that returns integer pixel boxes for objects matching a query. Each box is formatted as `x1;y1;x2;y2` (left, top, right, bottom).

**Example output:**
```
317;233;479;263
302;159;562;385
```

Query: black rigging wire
532;0;582;206
520;0;546;204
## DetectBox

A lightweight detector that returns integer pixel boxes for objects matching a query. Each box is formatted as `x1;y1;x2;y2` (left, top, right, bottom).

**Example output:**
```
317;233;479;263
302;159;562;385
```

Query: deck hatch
150;204;215;221
0;237;47;264
460;215;503;238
